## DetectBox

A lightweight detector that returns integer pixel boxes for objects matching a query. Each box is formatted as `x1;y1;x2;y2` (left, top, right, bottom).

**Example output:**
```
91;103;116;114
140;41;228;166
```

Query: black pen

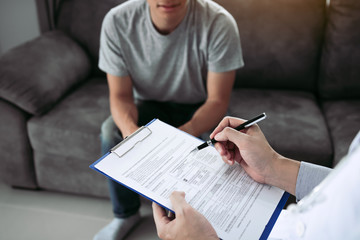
190;113;267;153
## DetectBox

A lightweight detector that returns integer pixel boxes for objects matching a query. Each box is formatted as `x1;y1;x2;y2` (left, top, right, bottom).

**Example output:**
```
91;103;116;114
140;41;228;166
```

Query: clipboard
110;118;157;158
90;118;289;240
91;118;156;163
89;119;174;212
110;126;152;158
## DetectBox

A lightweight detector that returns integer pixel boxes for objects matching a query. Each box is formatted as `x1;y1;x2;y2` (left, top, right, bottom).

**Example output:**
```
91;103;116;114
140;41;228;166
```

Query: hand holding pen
208;114;298;188
191;113;266;153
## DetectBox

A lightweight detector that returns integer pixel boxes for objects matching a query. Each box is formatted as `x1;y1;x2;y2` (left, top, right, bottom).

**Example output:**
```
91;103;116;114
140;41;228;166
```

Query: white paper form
91;119;285;240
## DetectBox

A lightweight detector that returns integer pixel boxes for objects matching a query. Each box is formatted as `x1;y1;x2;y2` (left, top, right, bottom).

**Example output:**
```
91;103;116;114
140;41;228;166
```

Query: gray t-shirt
99;0;244;104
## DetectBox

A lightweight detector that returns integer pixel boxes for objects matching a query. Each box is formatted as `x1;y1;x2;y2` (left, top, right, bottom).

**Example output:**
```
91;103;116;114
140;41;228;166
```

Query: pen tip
190;148;198;154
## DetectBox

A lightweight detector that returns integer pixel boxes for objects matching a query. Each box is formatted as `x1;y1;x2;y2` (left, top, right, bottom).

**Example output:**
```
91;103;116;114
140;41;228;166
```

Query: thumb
152;202;171;227
170;191;187;215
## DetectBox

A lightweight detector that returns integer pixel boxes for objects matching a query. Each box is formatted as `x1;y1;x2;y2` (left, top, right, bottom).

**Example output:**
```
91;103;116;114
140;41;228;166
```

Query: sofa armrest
0;99;37;189
0;30;91;115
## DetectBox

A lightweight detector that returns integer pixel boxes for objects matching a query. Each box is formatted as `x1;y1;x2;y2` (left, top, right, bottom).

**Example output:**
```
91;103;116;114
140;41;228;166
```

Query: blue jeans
101;100;204;218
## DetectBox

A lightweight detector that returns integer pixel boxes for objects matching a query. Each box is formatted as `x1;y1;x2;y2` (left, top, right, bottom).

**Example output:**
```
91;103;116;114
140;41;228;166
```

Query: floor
0;181;160;240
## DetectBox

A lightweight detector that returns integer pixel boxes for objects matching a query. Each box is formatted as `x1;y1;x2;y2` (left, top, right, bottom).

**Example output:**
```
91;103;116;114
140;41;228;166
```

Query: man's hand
152;191;219;240
210;116;300;195
210;116;278;184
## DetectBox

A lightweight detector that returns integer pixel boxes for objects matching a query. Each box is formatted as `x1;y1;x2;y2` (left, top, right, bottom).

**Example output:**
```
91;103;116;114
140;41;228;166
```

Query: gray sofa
0;0;359;198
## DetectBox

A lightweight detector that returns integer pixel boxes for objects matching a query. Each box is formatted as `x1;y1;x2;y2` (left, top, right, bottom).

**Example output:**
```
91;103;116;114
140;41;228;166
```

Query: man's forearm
181;70;235;137
110;97;139;138
179;99;228;137
106;74;139;138
265;155;300;196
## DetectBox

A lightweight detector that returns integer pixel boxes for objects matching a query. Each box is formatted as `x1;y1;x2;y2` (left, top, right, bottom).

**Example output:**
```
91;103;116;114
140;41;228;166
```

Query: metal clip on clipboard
110;126;152;158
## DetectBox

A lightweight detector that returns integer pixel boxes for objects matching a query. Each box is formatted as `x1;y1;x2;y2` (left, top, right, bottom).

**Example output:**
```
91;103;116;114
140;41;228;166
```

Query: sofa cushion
214;0;326;92
27;78;109;160
33;151;108;197
0;31;91;115
319;0;360;99
228;89;333;167
322;100;360;166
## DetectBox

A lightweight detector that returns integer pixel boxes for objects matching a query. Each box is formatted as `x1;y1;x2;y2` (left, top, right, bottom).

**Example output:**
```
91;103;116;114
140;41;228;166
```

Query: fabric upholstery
34;151;108;197
0;31;91;115
0;100;37;188
322;100;360;166
28;78;109;159
214;0;326;92
319;0;360;99
229;89;333;167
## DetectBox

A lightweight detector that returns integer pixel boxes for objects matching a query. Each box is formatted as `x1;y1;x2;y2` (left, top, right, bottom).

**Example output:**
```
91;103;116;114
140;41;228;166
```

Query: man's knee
101;116;122;142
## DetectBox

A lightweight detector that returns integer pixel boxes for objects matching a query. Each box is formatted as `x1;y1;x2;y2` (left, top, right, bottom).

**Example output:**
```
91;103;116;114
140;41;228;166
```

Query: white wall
0;0;40;56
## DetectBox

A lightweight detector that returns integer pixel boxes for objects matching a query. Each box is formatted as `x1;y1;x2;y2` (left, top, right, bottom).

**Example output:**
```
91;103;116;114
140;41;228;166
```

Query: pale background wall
0;0;40;56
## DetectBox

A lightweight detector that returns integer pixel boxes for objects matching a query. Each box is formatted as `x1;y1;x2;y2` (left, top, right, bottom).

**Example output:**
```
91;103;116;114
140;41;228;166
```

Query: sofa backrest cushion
319;0;360;100
56;0;127;74
0;31;91;115
214;0;326;92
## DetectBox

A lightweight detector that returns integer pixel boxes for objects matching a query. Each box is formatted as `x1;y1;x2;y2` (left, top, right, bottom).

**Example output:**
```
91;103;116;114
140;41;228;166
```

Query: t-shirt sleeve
295;161;332;201
207;11;244;73
98;10;129;77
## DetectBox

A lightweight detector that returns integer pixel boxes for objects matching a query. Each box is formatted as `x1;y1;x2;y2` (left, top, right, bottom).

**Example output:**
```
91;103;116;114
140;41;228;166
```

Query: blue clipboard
90;118;289;239
260;192;289;239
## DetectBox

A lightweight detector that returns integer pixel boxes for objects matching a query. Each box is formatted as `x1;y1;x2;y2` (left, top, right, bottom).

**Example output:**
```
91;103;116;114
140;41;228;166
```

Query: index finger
210;116;246;139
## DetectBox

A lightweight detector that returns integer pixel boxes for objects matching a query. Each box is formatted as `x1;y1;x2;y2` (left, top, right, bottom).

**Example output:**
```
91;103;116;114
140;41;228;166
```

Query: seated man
153;116;360;239
95;0;244;239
